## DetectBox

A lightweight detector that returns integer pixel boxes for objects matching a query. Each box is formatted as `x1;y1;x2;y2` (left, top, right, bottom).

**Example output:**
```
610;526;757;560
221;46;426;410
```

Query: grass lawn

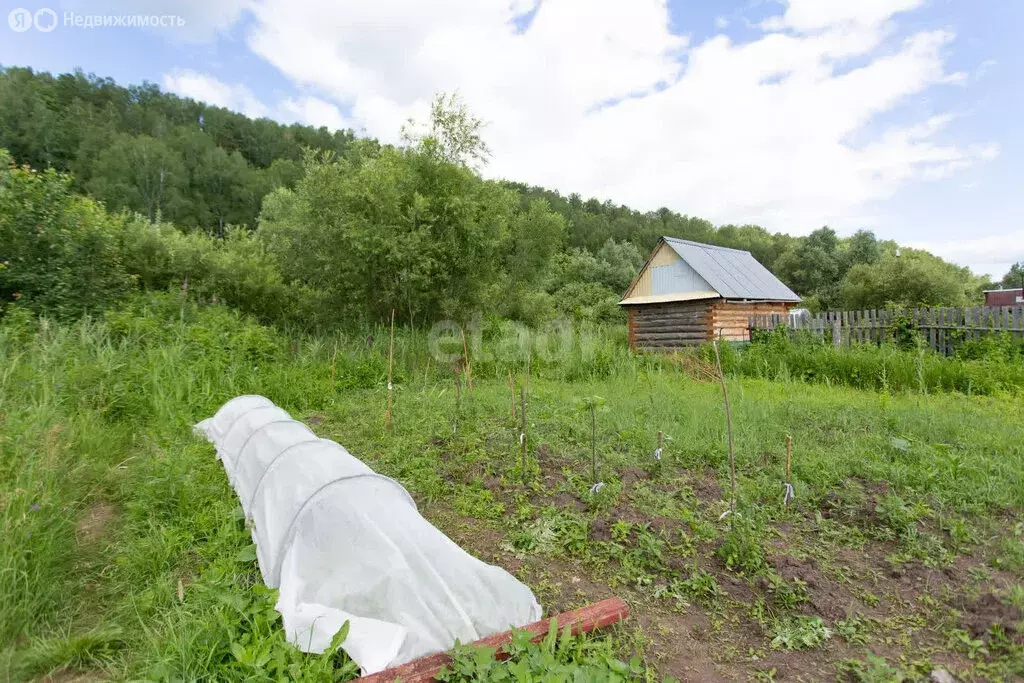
2;304;1022;681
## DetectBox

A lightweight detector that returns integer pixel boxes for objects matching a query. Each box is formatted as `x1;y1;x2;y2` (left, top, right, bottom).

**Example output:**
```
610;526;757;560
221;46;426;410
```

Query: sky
1;0;1021;280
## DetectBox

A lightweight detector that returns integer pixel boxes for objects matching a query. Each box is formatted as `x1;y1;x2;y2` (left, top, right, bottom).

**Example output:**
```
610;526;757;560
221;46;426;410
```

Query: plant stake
386;310;395;432
712;340;737;519
520;384;527;485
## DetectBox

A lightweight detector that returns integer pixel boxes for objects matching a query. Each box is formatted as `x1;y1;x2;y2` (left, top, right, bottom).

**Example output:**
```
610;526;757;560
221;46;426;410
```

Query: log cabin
620;237;801;350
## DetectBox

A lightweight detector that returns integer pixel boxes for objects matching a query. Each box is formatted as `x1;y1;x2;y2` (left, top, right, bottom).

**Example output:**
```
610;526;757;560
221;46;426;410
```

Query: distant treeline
0;65;1018;324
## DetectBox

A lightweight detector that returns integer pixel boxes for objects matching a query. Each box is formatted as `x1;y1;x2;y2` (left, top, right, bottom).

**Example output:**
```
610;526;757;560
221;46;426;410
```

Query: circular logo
8;8;32;32
34;8;57;32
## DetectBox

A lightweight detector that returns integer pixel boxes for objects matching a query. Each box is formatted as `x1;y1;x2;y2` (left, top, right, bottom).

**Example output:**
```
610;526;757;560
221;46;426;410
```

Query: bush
0;157;310;331
552;282;625;324
0;154;132;318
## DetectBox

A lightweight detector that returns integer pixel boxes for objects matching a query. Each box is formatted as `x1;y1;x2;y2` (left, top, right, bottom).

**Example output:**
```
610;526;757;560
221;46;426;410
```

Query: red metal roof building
983;288;1024;306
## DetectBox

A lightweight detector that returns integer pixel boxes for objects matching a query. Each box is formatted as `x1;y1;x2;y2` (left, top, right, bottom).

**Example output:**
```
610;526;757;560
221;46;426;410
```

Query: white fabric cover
195;395;541;674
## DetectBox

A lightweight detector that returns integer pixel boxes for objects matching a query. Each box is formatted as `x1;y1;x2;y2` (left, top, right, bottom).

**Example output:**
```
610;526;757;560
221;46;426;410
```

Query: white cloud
169;0;996;235
974;59;997;81
910;231;1024;280
161;70;350;131
714;16;729;30
162;70;269;119
760;0;924;32
278;96;352;131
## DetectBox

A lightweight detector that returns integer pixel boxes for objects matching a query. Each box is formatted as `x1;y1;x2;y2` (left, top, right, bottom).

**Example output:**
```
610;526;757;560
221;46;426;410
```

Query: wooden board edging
355;597;630;683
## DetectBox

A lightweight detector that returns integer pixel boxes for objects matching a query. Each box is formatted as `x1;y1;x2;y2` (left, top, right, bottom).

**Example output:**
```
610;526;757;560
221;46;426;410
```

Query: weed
436;623;648;681
946;628;989;660
835;615;872;644
769;615;832;651
835;655;908;682
766;573;810;610
674;568;724;605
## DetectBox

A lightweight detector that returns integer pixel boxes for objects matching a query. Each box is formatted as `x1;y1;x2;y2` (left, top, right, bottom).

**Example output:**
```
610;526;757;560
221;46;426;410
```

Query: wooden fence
748;306;1024;355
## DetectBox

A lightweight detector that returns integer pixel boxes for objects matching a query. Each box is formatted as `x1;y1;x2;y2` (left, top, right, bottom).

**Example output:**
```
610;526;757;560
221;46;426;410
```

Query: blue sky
2;0;1021;279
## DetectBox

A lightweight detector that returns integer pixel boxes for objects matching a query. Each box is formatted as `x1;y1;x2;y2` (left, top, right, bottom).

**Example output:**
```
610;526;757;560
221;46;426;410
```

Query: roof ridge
662;236;750;254
659;236;801;303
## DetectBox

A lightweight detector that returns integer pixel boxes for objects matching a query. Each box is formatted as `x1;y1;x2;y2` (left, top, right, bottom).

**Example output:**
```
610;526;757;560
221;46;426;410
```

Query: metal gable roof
662;237;801;302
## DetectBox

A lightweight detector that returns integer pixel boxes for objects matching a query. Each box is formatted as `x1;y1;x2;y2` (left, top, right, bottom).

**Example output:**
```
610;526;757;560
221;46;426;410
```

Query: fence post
938;308;947;356
929;308;937;350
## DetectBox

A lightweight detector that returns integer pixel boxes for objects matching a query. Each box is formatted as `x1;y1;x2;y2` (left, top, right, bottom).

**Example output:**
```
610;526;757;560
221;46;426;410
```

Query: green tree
1000;262;1024;290
841;230;882;270
195;146;252;237
0;149;131;317
840;249;984;309
402;91;491;169
261;145;513;324
595;239;644;293
775;227;840;302
87;134;187;221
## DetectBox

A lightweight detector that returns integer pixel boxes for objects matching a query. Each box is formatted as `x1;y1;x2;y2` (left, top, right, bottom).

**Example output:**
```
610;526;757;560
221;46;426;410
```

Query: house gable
622;239;720;305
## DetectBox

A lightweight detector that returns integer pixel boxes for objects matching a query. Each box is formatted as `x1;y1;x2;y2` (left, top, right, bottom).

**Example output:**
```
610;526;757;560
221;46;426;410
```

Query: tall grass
721;328;1024;396
2;294;1022;679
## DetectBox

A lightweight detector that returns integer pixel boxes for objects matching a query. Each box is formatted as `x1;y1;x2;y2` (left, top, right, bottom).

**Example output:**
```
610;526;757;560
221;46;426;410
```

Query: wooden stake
330;342;338;393
386;310;395;432
590;403;597;483
520;385;528;485
658;430;663;450
785;434;792;480
461;325;473;392
508;369;517;420
525;346;532;396
712;340;736;516
454;376;461;435
785;434;792;510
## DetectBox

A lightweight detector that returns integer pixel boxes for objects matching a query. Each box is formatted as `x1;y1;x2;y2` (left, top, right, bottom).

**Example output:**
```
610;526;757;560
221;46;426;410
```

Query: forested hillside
0;66;1009;324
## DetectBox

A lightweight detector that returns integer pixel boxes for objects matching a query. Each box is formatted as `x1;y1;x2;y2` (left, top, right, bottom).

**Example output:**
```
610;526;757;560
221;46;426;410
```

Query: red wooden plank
356;597;630;683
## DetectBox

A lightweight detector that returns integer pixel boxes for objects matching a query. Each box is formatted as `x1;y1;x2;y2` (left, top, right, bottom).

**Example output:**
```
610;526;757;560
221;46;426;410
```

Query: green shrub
715;517;765;575
0;153;132;317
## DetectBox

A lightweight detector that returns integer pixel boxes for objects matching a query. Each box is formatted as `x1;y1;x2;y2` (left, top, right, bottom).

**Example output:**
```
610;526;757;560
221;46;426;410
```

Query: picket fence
748;306;1024;355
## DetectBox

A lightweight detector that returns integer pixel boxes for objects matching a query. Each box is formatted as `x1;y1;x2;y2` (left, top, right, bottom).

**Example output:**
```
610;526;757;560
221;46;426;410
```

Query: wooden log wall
627;300;713;350
710;301;793;342
627;299;794;349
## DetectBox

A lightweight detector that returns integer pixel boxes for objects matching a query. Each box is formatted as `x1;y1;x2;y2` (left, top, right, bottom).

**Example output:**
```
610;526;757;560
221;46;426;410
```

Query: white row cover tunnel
195;395;541;674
